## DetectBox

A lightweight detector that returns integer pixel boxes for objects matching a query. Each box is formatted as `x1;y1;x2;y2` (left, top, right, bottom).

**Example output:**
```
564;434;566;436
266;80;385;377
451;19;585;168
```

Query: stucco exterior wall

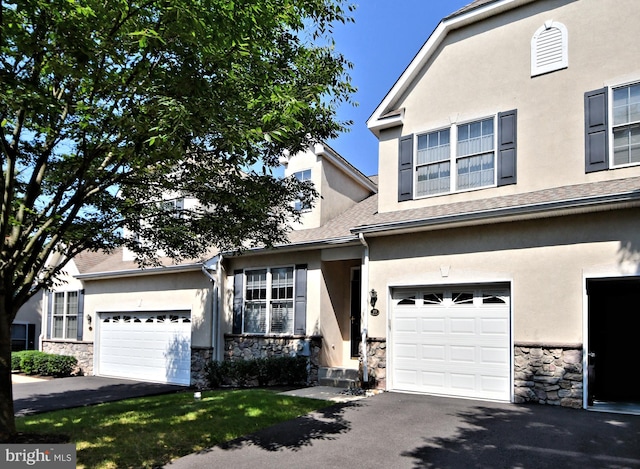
319;158;374;225
377;0;640;214
223;251;323;337
366;208;640;342
83;270;213;347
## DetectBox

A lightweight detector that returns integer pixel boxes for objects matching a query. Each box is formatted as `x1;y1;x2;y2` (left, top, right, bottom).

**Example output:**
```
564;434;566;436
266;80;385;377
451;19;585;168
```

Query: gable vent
531;21;568;77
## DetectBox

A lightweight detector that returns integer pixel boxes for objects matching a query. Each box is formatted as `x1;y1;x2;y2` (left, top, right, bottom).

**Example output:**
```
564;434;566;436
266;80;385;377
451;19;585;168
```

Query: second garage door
392;286;511;401
98;311;192;385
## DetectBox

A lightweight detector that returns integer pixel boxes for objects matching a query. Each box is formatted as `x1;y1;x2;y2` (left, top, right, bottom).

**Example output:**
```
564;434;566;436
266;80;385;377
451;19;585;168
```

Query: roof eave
352;192;640;236
75;263;203;280
367;0;537;135
223;235;361;258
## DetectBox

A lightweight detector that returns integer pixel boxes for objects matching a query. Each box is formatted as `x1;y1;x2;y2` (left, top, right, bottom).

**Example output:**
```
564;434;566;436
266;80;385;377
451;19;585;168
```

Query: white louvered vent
531;21;568;77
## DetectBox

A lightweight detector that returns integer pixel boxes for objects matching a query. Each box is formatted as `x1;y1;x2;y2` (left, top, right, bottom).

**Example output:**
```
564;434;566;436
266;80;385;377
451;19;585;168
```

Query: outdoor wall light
370;289;378;308
87;314;93;331
370;289;379;316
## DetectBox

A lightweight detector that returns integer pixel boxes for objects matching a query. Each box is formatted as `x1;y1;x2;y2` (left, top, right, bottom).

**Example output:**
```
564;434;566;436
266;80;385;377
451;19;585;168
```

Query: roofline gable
366;0;537;136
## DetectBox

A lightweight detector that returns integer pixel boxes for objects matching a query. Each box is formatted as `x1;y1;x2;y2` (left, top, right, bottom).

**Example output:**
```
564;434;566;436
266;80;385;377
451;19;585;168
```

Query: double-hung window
52;291;78;340
415;117;497;197
612;83;640;166
293;169;312;212
456;118;495;190
585;82;640;172
416;129;451;196
243;267;295;334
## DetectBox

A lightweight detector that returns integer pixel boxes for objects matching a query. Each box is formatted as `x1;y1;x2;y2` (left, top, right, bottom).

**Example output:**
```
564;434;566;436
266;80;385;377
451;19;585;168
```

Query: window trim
610;82;640;169
414;115;498;199
293;169;313;212
51;290;79;340
242;265;296;335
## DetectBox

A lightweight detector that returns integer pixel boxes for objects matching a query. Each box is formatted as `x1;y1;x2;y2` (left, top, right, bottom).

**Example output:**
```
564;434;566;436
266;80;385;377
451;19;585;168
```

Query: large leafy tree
0;0;354;437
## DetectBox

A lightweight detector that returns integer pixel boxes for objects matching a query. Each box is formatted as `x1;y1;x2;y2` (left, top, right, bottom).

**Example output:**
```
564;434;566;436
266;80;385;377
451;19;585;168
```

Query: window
52;291;78;340
456;118;495;190
415;117;495;197
612;83;640;166
243;267;295;334
293;169;312;212
399;110;516;201
417;129;450;196
11;323;35;351
585;83;640;172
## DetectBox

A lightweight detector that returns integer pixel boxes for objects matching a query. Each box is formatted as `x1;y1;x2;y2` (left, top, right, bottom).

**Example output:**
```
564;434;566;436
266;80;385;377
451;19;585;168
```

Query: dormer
281;143;377;230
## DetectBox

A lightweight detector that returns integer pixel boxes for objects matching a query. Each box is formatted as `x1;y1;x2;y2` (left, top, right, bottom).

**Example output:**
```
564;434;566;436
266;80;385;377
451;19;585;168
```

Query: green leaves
0;0;354;297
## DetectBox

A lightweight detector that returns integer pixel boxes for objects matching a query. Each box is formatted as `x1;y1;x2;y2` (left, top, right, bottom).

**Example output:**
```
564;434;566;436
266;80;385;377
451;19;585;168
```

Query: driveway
165;392;640;469
13;376;183;416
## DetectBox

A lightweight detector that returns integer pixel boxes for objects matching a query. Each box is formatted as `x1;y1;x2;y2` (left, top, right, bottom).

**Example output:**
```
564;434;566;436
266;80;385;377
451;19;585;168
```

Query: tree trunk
0;297;17;440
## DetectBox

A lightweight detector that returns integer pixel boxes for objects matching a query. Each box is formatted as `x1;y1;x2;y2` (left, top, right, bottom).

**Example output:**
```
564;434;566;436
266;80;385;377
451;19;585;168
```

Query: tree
0;0;354;438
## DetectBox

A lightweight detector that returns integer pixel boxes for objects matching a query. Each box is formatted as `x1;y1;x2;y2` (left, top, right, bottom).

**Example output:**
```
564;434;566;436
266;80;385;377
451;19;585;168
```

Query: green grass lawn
16;388;331;469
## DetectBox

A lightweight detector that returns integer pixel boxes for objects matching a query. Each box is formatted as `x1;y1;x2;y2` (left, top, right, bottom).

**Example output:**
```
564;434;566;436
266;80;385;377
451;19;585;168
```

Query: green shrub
45;354;77;377
205;355;309;389
18;351;49;375
10;351;77;377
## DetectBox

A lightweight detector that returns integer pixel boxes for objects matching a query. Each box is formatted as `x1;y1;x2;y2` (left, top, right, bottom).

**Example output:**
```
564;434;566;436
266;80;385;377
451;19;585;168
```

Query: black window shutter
76;289;85;341
497;109;517;186
585;87;609;173
294;265;307;335
232;270;243;334
46;291;53;339
398;134;414;201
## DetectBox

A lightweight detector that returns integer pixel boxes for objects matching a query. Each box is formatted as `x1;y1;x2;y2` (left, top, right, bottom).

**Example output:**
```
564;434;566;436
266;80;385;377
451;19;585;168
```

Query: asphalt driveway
165;392;640;469
13;376;183;416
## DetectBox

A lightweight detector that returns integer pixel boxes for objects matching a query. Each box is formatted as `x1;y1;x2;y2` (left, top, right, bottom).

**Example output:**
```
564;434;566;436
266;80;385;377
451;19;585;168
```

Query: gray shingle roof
445;0;502;19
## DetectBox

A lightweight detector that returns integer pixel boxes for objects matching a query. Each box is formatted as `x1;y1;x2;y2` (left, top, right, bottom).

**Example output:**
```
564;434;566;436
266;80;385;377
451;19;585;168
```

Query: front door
350;268;361;358
587;278;640;404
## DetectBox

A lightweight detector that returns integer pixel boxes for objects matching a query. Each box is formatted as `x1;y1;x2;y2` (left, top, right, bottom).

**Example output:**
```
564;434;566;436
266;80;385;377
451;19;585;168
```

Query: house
39;144;375;388
359;0;640;408
39;0;640;412
222;0;640;411
39;196;220;387
11;296;40;351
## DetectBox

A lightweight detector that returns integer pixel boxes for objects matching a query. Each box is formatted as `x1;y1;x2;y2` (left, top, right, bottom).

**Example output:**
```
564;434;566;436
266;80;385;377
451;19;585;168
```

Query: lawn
16;388;332;468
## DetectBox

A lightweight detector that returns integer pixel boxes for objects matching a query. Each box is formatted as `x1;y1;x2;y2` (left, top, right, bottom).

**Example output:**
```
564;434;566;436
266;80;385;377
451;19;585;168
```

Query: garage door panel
98;312;191;385
392;287;510;401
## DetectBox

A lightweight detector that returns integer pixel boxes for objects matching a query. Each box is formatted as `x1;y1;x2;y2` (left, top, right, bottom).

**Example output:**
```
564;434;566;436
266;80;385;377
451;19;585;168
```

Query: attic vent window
531;21;568;77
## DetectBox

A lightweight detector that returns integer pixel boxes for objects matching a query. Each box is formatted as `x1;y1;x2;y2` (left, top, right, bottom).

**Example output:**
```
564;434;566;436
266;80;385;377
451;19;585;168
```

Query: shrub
205;355;309;389
11;351;77;377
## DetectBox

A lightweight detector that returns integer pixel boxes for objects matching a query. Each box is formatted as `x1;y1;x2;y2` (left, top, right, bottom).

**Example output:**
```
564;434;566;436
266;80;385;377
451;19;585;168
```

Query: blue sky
325;0;471;176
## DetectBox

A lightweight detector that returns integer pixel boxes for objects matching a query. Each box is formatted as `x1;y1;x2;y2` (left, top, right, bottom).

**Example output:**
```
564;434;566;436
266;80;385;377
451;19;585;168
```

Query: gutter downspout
358;233;369;385
201;255;222;361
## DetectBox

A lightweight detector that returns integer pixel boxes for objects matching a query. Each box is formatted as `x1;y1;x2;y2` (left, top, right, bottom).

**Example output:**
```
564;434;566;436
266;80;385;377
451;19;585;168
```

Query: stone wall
514;344;583;408
191;347;214;389
42;341;94;376
364;337;386;389
224;334;322;385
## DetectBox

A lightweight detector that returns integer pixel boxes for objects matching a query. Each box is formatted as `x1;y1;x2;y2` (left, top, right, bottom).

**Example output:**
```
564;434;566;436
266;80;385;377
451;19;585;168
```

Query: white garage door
98;312;192;385
392;287;510;401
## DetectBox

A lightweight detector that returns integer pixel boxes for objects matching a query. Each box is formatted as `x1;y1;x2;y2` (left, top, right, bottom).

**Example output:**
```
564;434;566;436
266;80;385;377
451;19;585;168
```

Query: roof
73;247;215;280
444;0;502;19
352;177;640;236
367;0;538;134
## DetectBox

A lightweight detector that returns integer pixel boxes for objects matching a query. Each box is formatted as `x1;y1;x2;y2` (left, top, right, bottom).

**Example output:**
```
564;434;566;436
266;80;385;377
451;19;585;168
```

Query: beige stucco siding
378;0;640;214
223;251;323;337
83;270;213;347
320;158;373;225
366;208;640;343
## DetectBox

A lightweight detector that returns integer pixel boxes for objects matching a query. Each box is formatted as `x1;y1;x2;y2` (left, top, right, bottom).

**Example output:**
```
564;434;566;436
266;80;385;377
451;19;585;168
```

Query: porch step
318;367;359;388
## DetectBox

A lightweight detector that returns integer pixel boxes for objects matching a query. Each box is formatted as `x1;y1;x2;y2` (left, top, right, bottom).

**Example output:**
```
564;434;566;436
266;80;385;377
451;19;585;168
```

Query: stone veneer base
224;335;322;385
42;340;94;376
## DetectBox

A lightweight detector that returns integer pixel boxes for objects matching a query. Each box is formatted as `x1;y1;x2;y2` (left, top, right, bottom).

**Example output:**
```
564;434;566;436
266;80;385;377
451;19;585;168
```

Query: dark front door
587;278;640;404
350;269;361;358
